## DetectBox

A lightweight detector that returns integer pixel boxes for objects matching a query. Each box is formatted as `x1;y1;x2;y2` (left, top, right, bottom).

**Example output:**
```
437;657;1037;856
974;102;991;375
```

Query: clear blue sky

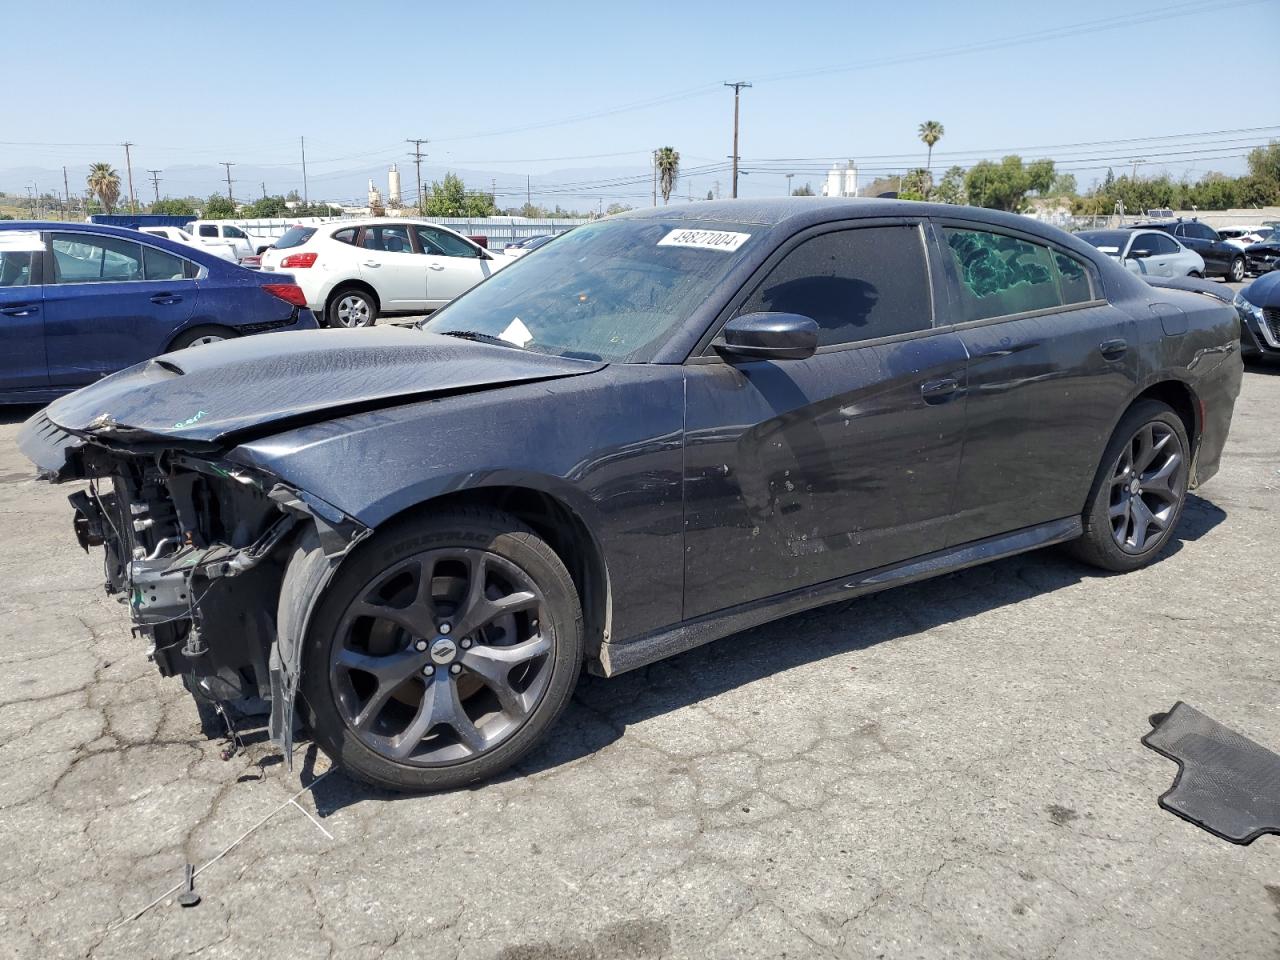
3;0;1277;206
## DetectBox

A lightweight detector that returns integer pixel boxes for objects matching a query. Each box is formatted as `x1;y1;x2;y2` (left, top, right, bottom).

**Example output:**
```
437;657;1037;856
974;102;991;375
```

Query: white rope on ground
105;769;334;932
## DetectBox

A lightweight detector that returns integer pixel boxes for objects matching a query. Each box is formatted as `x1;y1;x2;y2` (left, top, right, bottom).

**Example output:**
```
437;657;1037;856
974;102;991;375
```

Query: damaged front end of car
18;408;369;759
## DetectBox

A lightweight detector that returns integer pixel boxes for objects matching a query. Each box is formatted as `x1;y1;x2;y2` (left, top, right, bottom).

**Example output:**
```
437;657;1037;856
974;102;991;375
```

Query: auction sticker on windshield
657;229;750;252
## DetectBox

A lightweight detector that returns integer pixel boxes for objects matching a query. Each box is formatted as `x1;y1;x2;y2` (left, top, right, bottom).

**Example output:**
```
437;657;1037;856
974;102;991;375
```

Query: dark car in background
0;222;318;404
19;199;1242;792
1244;233;1280;276
1234;271;1280;359
1129;219;1246;282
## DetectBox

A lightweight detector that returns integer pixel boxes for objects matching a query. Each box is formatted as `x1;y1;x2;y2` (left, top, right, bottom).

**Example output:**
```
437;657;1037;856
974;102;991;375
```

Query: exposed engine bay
52;429;368;755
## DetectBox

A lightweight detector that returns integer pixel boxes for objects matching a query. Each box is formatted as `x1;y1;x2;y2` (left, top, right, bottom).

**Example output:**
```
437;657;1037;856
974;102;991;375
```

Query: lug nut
422;665;434;676
438;622;451;634
449;664;461;675
414;639;428;652
460;637;473;649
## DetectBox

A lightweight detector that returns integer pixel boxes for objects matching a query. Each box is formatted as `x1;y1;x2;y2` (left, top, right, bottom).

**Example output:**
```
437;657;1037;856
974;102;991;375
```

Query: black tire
301;508;584;792
1188;270;1203;279
168;325;235;351
1228;256;1245;283
1067;400;1190;573
326;286;379;328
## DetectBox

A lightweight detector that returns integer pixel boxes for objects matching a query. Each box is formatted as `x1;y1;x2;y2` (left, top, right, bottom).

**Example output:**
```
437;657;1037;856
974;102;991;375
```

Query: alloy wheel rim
188;335;225;347
1231;259;1244;282
330;547;552;766
336;295;371;327
1107;421;1185;554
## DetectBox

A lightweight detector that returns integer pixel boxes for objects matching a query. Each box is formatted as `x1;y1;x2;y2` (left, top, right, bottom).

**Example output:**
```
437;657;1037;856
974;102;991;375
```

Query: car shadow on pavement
303;493;1226;814
0;404;42;427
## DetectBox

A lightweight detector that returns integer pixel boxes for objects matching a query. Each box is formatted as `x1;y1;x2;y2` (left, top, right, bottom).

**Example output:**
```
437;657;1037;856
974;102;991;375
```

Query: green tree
242;195;291;218
899;168;933;201
934;165;967;205
150;198;196;216
423;173;496;217
1240;141;1280;205
1049;173;1077;198
86;163;121;214
202;194;236;219
791;182;815;196
655;146;680;204
918;120;944;170
605;202;633;215
964;155;1055;212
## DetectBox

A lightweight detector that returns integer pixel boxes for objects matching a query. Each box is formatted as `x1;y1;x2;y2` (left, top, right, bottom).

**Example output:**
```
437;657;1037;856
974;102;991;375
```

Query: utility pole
406;138;428;210
723;81;751;199
301;136;309;207
62;166;71;217
713;179;720;200
526;174;531;210
652;149;658;207
121;142;137;213
220;162;235;202
261;181;267;199
1130;157;1146;179
147;169;162;205
785;173;794;197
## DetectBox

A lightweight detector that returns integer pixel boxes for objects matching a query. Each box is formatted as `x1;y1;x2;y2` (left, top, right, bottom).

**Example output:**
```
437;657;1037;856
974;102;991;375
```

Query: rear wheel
301;508;584;792
169;325;234;350
1188;270;1203;279
1068;400;1190;572
1228;256;1245;283
326;287;378;328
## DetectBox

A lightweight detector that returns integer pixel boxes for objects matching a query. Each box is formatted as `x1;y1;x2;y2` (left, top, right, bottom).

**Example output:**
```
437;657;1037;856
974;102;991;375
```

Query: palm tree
918;121;945;171
86;163;121;214
656;147;680;204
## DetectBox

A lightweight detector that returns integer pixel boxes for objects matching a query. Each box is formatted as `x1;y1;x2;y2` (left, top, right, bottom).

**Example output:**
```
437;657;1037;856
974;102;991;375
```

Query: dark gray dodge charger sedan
19;199;1243;792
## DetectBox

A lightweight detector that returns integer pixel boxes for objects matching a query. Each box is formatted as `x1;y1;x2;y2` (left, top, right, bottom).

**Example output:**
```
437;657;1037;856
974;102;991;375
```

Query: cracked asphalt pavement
1;366;1278;960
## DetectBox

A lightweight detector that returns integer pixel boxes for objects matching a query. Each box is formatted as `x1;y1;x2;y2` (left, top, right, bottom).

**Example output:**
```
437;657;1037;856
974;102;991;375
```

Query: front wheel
1067;400;1190;572
301;508;584;792
1228;257;1245;283
1188;270;1203;279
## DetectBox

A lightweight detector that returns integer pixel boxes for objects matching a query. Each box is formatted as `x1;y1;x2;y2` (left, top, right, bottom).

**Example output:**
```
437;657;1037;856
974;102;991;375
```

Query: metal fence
221;216;589;247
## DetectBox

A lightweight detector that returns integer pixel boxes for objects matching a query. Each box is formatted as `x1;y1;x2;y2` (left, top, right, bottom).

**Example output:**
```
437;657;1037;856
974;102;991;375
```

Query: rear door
413;226;499;307
42;232;197;388
932;220;1138;544
682;220;969;618
0;231;48;393
356;224;426;311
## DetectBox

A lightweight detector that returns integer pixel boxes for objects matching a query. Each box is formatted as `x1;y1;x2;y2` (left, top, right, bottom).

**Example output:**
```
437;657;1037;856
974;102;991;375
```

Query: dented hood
43;327;605;445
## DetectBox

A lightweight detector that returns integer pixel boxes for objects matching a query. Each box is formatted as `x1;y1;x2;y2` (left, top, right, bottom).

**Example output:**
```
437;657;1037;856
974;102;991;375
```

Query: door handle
428;263;445;271
1099;338;1128;360
920;378;960;403
362;260;381;267
150;294;183;305
0;305;37;317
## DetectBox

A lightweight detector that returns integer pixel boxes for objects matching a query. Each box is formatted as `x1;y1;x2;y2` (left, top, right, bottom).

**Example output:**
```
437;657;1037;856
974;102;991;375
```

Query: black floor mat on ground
1142;701;1280;845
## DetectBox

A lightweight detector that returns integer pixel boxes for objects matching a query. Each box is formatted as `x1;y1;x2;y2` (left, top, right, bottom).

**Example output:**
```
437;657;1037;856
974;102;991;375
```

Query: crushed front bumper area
18;409;368;755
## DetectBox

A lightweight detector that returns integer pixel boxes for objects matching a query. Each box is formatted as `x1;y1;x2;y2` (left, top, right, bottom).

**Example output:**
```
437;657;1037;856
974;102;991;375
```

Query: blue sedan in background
0;222;318;404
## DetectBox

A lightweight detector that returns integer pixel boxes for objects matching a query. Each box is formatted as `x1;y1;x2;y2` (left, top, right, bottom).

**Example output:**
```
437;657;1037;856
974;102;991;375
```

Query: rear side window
942;227;1072;322
275;226;317;249
737;225;932;347
330;228;356;245
0;251;34;287
1054;253;1093;304
198;225;217;238
361;225;412;253
141;245;189;281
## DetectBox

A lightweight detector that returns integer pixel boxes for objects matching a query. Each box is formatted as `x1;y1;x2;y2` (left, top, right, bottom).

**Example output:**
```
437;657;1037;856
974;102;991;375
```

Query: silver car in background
1077;228;1206;279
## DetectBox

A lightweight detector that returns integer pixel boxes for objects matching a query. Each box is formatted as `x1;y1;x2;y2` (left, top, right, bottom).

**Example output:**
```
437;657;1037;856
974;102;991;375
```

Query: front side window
224;226;247;239
737;225;932;347
1150;233;1179;255
361;226;412;253
942;227;1064;322
50;234;143;283
141;245;189;281
415;226;479;258
0;251;34;287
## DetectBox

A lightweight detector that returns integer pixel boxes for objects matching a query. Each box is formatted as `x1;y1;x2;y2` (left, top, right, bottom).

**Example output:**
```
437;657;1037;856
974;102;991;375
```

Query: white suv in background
257;218;510;327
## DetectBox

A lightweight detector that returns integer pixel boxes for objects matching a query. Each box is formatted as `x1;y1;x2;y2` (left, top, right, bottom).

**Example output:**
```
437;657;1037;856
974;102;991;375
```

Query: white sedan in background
1076;228;1206;279
258;218;511;327
137;226;239;261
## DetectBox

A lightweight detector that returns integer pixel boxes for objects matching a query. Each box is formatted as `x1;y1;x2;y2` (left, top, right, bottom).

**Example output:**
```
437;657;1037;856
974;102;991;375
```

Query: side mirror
1128;247;1152;259
715;312;819;361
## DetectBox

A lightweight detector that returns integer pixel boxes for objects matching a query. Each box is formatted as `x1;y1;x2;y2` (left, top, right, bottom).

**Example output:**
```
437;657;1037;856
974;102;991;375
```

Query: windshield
1077;230;1129;254
421;218;760;362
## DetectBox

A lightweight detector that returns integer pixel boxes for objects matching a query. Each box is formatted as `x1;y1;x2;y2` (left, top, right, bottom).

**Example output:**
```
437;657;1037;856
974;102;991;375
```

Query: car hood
43;327;605;445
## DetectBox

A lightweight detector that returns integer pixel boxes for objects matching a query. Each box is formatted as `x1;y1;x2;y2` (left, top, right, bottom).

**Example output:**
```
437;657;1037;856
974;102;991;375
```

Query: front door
933;221;1139;544
43;232;196;388
0;232;47;394
682;222;969;620
356;224;427;312
413;226;498;307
